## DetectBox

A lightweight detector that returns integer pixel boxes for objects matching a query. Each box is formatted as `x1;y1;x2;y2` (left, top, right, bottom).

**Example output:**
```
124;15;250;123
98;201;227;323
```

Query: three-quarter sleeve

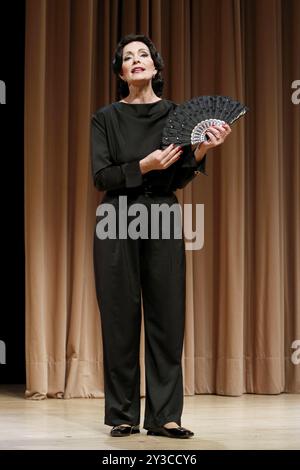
171;146;208;190
91;111;143;191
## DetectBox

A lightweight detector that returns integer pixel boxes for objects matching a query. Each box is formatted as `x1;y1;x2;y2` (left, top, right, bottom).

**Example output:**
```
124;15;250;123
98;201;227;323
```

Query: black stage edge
0;0;26;383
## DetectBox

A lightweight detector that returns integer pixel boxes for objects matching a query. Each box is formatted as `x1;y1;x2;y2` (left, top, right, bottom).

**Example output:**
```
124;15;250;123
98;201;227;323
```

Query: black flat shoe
147;426;194;439
110;424;140;437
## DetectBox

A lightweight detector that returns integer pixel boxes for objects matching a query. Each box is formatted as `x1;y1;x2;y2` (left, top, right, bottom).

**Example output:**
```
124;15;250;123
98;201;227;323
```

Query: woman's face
119;41;157;85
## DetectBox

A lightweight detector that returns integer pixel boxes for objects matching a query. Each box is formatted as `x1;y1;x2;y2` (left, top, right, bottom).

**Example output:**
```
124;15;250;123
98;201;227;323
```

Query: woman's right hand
139;144;183;174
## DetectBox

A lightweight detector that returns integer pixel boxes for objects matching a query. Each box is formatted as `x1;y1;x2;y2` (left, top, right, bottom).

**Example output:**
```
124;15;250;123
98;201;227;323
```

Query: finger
161;144;176;158
212;125;225;133
161;145;182;164
221;124;231;133
222;124;232;135
161;143;175;157
161;146;181;163
206;131;218;146
211;125;228;140
163;151;182;168
213;125;230;139
216;129;227;139
207;127;221;139
162;148;182;165
167;143;175;149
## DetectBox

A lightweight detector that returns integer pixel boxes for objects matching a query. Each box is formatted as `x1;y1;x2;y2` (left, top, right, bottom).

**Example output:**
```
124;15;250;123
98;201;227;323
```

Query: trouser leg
93;206;141;426
141;195;186;430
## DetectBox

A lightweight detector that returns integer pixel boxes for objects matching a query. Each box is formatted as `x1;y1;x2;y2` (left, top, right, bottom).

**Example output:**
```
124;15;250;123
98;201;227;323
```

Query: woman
91;34;231;438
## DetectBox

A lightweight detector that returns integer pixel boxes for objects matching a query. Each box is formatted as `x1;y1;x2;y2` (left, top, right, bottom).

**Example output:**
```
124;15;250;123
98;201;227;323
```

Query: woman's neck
121;85;161;104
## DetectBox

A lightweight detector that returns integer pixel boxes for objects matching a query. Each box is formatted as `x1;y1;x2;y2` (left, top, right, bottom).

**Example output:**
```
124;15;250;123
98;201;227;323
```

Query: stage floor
0;385;299;450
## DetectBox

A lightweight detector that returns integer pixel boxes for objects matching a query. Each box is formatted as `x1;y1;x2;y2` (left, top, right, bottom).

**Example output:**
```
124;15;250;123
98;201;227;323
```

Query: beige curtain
25;0;300;399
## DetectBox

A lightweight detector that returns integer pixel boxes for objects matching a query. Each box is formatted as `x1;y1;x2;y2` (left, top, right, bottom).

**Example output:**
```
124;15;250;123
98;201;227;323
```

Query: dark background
0;0;26;383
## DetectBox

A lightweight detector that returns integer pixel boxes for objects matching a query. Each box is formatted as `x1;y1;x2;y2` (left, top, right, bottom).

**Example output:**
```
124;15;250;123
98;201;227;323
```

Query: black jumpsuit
91;99;207;429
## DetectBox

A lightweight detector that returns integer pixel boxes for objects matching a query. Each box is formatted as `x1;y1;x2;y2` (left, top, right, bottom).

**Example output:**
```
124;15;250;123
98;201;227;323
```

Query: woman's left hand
194;123;232;161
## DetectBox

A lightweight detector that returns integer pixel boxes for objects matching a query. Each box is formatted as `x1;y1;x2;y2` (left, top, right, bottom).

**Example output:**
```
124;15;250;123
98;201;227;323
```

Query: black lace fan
161;95;248;149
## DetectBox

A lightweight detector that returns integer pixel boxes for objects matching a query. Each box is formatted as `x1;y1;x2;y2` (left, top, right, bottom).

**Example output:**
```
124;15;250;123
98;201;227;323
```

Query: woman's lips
132;68;145;73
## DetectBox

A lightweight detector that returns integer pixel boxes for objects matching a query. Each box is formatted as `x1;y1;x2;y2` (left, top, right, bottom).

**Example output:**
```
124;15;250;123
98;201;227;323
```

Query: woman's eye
124;53;148;61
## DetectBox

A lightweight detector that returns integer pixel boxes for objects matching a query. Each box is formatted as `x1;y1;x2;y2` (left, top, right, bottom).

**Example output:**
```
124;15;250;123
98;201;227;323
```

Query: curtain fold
25;0;300;399
243;0;285;393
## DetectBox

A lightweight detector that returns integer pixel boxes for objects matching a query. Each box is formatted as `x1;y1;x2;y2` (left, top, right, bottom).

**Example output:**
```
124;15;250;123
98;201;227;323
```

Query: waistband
106;187;175;198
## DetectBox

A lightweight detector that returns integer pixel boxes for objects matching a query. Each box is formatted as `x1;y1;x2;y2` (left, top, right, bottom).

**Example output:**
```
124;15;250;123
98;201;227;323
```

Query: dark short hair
112;34;164;99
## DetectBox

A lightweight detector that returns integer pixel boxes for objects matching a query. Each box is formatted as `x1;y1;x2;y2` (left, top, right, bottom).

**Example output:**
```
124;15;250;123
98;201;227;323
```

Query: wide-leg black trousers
93;191;186;429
